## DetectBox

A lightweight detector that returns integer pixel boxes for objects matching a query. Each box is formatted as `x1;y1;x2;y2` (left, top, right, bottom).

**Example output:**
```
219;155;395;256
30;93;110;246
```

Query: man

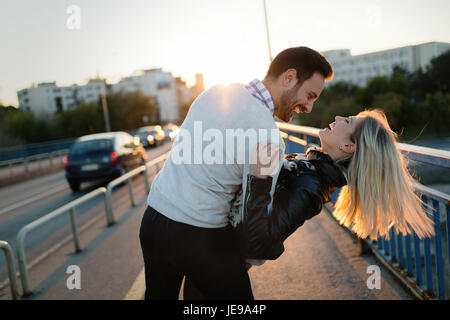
139;46;333;300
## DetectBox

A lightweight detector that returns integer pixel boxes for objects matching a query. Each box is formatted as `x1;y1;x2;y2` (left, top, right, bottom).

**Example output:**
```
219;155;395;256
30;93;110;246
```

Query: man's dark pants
139;206;254;300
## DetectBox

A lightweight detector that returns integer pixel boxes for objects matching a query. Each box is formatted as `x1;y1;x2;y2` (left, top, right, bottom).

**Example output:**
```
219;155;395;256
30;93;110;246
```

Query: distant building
322;41;450;87
112;69;204;123
174;73;204;108
17;69;204;123
17;79;106;114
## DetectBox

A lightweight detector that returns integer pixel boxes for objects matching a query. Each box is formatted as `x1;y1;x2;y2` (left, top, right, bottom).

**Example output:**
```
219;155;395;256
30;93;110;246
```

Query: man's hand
250;142;282;179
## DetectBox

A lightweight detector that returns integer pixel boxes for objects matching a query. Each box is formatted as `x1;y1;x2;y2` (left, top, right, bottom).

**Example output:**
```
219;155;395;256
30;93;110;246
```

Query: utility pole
263;0;273;62
100;80;111;132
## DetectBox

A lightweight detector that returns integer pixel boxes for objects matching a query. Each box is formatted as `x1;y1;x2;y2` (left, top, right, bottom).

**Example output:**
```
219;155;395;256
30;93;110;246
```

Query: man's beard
278;84;300;122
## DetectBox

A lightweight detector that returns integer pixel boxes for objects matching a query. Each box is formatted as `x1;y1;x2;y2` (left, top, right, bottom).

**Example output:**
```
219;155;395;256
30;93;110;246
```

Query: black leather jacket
237;147;348;260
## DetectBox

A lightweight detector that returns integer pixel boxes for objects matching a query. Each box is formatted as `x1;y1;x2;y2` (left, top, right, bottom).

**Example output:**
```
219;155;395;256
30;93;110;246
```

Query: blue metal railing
277;122;450;300
0;138;74;161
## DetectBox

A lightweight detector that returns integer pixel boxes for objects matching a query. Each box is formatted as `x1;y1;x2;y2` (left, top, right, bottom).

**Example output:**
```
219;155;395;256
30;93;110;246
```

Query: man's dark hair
265;46;333;86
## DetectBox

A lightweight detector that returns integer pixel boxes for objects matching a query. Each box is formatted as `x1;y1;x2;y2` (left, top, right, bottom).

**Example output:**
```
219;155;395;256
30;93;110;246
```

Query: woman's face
319;115;363;155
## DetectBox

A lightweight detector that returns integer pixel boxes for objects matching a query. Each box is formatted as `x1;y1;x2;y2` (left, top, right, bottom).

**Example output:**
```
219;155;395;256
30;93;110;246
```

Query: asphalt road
0;142;172;298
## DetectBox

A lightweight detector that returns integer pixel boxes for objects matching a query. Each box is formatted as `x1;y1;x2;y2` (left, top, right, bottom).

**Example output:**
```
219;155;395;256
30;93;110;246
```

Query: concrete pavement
16;198;413;300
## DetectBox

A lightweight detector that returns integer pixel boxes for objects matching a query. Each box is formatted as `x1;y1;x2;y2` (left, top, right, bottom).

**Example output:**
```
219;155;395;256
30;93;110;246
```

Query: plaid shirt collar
245;78;276;117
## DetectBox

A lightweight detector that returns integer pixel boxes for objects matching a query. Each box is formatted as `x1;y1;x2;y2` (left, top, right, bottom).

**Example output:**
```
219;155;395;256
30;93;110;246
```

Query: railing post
69;207;82;252
104;187;115;226
16;227;32;296
390;228;397;262
423;236;433;293
127;178;135;207
0;241;20;300
431;199;445;299
377;236;383;251
421;195;434;294
405;234;413;275
413;233;423;288
144;165;150;193
397;233;405;268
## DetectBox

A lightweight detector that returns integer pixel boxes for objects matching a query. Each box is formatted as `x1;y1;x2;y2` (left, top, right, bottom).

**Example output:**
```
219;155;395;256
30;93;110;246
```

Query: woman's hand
250;142;282;179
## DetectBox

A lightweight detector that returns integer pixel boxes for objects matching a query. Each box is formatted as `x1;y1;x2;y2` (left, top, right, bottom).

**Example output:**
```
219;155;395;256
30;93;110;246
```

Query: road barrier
0;138;74;161
104;153;169;225
0;240;20;299
277;122;450;300
0;149;69;179
14;151;169;297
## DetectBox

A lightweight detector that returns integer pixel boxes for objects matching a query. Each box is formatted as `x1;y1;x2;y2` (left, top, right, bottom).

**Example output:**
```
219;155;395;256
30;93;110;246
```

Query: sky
1;0;450;107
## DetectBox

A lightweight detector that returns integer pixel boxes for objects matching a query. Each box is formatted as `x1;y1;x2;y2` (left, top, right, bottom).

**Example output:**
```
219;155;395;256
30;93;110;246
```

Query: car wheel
69;181;80;192
120;165;127;176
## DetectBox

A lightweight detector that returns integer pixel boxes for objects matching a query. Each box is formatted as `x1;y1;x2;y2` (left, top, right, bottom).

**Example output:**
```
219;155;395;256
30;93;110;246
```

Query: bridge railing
0;138;74;161
12;152;169;297
277;122;450;300
0;241;20;300
0;149;69;181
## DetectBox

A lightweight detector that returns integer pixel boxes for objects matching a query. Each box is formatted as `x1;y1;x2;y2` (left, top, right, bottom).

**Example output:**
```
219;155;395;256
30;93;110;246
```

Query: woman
183;109;435;298
239;109;435;261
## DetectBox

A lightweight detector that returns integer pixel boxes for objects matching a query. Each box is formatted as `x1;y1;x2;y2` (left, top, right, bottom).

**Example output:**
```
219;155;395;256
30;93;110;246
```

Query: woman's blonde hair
333;109;435;240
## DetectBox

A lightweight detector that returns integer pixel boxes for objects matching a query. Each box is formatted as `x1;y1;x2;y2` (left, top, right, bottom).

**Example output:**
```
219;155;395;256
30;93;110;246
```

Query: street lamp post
100;80;111;132
263;0;273;62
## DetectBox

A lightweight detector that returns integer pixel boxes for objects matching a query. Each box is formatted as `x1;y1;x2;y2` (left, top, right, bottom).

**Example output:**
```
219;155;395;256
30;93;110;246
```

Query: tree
372;92;405;132
426;50;450;93
356;76;391;106
105;90;160;131
419;92;450;136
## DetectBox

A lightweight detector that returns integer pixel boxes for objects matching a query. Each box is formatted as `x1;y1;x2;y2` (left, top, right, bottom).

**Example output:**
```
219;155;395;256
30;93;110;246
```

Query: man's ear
282;69;297;88
340;143;355;155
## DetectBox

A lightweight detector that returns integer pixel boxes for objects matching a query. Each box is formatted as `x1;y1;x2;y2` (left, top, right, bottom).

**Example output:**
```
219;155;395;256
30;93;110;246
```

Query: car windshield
70;139;113;155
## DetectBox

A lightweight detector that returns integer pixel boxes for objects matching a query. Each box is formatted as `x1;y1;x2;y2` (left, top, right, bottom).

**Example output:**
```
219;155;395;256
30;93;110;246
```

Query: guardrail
0;138;74;161
14;151;169;297
277;122;450;300
104;153;168;225
0;149;69;179
0;241;20;299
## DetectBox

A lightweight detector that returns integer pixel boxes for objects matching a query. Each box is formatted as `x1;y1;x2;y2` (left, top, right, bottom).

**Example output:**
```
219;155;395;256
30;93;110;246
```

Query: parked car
64;132;147;192
133;130;156;148
137;125;165;146
163;124;179;141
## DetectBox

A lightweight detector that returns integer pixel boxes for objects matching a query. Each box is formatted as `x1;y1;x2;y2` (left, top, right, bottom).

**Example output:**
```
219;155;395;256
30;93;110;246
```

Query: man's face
274;71;325;122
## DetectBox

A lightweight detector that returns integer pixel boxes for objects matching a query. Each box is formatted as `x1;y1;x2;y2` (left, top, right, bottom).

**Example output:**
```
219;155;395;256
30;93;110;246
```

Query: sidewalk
124;206;415;300
14;197;415;300
247;207;414;300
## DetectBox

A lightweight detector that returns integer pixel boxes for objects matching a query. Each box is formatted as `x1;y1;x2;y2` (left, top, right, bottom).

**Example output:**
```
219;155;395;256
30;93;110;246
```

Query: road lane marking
123;267;146;300
0;183;67;216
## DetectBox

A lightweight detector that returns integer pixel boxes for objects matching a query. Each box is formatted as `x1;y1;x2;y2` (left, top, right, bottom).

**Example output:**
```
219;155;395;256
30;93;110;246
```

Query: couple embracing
139;46;434;300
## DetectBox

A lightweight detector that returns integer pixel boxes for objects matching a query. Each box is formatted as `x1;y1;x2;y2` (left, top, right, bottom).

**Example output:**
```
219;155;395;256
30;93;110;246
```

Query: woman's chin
318;128;329;137
318;129;328;147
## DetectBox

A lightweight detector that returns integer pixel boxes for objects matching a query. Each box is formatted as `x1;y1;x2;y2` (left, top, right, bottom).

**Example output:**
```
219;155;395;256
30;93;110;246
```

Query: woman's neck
321;145;344;162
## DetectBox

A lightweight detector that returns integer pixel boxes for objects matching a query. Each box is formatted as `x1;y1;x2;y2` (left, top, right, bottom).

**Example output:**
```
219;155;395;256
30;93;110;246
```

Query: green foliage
418;91;450;135
372;92;405;131
54;103;104;138
106;90;160;131
0;91;160;146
